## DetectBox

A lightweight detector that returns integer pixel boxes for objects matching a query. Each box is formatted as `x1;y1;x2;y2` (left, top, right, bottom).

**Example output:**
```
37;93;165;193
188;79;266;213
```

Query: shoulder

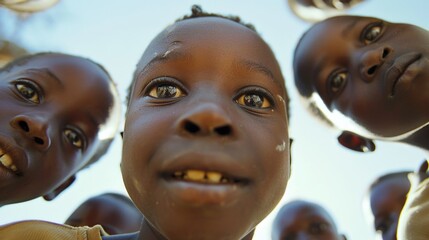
0;220;107;240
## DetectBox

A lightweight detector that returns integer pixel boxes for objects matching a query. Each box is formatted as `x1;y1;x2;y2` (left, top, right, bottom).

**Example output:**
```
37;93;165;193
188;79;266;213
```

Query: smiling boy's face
0;54;114;206
123;17;289;239
294;16;429;139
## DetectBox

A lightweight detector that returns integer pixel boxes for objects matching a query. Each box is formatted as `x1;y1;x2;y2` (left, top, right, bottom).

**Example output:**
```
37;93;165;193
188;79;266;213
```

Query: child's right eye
14;79;42;104
327;71;347;96
361;21;384;45
145;77;186;99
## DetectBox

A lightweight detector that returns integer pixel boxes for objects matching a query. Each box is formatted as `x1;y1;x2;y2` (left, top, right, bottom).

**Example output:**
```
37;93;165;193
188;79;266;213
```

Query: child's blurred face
65;194;142;235
0;54;114;205
294;16;429;139
123;17;289;239
272;201;343;240
369;177;410;240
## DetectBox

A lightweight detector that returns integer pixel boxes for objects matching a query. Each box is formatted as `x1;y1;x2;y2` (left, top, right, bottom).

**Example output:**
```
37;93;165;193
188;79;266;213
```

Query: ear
42;175;76;201
337;131;375;153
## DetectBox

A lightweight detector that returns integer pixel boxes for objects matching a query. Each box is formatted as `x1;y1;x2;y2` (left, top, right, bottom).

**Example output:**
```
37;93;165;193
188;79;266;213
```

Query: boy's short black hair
369;171;412;191
1;52;118;170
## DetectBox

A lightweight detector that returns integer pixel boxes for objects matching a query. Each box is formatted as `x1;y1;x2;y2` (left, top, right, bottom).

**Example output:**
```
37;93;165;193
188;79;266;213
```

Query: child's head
293;15;429;151
0;52;121;206
364;171;411;240
122;6;290;239
272;200;346;240
65;192;142;235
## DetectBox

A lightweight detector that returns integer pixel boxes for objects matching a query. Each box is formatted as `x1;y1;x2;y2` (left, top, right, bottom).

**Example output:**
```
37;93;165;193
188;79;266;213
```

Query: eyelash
13;79;43;104
143;77;187;99
234;86;275;110
360;21;384;45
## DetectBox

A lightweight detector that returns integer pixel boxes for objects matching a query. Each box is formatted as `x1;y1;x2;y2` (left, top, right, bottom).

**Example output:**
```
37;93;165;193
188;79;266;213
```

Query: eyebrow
237;59;282;89
25;68;65;88
138;50;189;77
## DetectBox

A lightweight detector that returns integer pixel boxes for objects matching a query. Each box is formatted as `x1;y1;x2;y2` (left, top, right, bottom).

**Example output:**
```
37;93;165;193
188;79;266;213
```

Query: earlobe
337;131;375;153
42;175;76;201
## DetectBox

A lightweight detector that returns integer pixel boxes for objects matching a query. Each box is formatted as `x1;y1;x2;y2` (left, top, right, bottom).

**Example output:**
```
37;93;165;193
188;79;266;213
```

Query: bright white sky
0;1;428;239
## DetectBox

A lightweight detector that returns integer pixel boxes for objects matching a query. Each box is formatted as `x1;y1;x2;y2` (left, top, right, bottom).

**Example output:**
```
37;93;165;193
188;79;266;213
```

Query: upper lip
159;150;252;185
0;133;28;176
385;52;422;96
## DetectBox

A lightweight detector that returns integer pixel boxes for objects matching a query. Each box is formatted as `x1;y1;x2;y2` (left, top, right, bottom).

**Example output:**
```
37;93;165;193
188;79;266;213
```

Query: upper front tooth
185;170;205;181
206;171;222;183
0;154;13;168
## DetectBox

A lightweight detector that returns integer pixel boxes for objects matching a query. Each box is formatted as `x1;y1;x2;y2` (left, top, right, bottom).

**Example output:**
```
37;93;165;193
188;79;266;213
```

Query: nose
175;102;234;137
360;46;392;82
10;114;52;150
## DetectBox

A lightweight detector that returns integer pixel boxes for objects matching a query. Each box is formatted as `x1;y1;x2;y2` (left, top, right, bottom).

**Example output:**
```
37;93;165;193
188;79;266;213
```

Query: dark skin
294;16;429;151
0;53;115;206
272;200;346;240
369;176;410;240
65;193;143;235
107;16;290;240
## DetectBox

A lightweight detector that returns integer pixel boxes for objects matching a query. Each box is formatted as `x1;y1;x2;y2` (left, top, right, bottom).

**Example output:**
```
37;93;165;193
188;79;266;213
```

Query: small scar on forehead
161;41;182;58
275;140;286;152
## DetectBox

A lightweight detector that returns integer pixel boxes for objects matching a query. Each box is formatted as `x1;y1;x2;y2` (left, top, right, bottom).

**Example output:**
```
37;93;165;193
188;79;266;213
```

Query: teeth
0;153;19;173
172;170;233;184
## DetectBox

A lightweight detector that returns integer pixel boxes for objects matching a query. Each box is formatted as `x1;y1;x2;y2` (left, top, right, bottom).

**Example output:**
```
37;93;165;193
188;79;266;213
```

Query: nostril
18;121;29;132
34;137;44;145
184;121;200;134
367;65;378;75
382;48;390;59
214;125;232;136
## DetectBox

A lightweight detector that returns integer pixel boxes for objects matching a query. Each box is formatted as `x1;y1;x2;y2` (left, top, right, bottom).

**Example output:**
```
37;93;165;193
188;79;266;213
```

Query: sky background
0;1;428;239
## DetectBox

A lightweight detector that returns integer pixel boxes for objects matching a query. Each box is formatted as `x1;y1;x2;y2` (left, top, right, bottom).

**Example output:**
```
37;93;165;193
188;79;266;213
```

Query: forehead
277;202;332;224
135;17;285;90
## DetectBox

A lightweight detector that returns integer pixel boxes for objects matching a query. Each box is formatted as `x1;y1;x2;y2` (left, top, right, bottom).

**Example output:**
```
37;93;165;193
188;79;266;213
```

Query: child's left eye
235;87;273;109
361;21;384;45
63;127;86;150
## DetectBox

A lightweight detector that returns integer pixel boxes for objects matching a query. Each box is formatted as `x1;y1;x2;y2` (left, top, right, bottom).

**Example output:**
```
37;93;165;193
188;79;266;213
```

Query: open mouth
0;148;21;175
167;169;245;185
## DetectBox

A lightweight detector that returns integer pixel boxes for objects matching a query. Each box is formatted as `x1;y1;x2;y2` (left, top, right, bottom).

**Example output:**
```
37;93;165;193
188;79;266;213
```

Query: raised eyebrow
24;68;65;88
138;50;189;77
237;59;283;89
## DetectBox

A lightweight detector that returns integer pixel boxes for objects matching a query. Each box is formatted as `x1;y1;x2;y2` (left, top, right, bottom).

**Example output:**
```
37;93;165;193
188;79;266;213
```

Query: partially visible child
364;171;411;240
65;193;142;235
0;52;121;207
272;200;346;240
0;5;291;240
293;15;429;239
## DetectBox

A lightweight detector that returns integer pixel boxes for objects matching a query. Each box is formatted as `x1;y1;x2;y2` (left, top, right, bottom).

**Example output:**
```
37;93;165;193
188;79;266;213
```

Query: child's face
369;177;410;240
65;194;142;235
123;17;289;239
294;16;429;139
0;54;114;205
272;201;343;240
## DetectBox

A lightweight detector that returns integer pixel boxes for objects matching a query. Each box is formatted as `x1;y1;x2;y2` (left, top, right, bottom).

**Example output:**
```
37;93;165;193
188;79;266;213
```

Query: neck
402;124;429;153
137;220;255;240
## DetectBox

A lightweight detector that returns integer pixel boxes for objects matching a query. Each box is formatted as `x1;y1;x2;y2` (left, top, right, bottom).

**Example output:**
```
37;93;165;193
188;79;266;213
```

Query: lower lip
391;57;424;96
163;179;246;207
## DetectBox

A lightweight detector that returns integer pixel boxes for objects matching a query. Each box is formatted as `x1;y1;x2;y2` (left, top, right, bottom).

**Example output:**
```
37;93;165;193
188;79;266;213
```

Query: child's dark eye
361;22;384;45
235;87;273;109
14;80;42;103
145;77;186;99
327;71;347;95
64;127;86;150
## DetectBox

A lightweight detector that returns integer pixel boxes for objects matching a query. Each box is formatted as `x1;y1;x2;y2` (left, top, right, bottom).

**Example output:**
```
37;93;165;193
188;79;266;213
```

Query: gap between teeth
173;170;231;183
0;152;18;172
